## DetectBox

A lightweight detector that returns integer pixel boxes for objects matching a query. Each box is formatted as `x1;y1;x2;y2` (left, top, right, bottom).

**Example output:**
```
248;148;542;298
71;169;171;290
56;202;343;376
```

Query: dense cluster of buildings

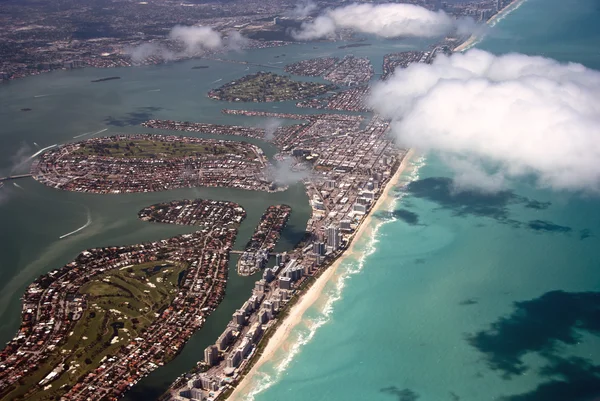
0;199;246;400
139;199;246;228
323;55;374;86
0;0;517;83
443;0;516;22
165;107;404;400
207;72;337;103
296;85;371;112
31;134;274;194
381;51;427;80
237;205;292;276
284;57;339;77
283;55;374;88
0;0;300;82
142;120;267;141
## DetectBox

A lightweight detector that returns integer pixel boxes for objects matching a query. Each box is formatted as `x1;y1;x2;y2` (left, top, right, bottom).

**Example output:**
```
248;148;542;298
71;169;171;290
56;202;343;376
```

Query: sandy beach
454;0;527;52
228;149;415;400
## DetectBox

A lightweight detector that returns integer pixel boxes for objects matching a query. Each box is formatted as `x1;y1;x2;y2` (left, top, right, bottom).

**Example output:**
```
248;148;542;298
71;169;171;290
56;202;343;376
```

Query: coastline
228;148;416;400
454;0;527;52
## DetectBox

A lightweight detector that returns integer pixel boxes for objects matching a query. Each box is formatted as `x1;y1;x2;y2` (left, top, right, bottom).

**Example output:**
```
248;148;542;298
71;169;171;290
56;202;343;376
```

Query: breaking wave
242;155;427;400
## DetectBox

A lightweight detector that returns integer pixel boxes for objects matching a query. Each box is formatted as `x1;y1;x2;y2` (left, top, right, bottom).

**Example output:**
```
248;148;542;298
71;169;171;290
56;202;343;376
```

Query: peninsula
284;55;374;87
0;199;245;401
237;205;292;276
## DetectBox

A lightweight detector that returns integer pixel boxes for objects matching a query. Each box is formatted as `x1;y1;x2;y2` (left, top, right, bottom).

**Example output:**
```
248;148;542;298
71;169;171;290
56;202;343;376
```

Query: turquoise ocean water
240;1;600;400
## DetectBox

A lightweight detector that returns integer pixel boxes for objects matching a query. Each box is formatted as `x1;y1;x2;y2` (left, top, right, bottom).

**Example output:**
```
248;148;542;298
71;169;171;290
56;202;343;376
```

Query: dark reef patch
459;298;479;306
468;290;600;377
380;386;420;401
501;356;600;401
527;220;572;234
405;177;514;220
393;209;420;225
523;199;552;210
105;106;163;127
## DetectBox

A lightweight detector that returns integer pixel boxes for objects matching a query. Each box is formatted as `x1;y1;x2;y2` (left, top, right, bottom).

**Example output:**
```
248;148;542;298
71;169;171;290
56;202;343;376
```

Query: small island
207;71;337;102
31;134;275;193
284;57;339;77
91;76;121;83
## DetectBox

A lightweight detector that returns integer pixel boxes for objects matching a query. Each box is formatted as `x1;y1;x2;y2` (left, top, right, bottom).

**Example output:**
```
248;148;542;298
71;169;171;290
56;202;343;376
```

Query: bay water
240;1;600;401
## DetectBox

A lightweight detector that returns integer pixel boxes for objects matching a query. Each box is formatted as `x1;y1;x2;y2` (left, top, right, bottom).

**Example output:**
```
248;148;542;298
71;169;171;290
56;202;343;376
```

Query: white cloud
129;26;248;62
223;30;249;52
169;25;224;53
369;49;600;192
259;118;283;141
292;3;478;40
285;0;318;19
128;43;175;63
269;157;311;186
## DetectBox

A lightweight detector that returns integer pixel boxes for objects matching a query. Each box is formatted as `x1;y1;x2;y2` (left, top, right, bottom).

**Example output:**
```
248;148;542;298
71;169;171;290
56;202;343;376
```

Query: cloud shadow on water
380;386;420;401
404;178;579;236
105;106;163;127
459;298;479;306
405;177;520;221
501;356;600;401
468;290;600;378
527;220;572;234
393;209;421;226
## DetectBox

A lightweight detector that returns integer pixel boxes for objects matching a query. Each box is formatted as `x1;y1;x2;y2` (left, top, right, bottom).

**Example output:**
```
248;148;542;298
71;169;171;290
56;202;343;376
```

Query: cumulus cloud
223;30;249;52
368;49;600;192
260;118;283;140
269;157;311;186
169;25;224;53
292;3;478;40
285;0;318;19
129;26;247;62
128;43;175;63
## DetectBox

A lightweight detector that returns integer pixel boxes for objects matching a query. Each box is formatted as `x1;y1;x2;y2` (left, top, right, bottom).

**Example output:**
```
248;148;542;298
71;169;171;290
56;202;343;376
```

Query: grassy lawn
6;261;187;401
212;72;336;102
72;139;249;159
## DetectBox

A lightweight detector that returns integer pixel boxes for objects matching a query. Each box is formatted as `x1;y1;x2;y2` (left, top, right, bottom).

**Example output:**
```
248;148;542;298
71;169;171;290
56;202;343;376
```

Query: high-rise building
254;279;266;293
340;219;352;231
312;241;325;256
233;310;245;325
204;345;218;367
327;226;340;250
226;349;242;368
279;276;292;290
216;328;233;351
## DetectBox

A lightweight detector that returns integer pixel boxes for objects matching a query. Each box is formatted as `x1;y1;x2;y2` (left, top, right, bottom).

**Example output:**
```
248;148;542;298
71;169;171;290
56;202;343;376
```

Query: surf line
29;144;57;159
59;211;92;239
73;128;108;139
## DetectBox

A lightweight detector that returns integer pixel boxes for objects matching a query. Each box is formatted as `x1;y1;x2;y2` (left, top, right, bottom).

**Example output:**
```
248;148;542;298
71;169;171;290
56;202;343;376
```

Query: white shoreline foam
229;150;426;400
